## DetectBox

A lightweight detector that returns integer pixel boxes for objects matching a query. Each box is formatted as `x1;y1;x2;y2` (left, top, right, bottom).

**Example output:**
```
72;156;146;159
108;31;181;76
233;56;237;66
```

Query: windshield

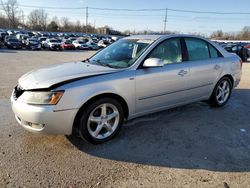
89;38;154;68
9;39;19;42
50;39;58;43
78;41;85;44
65;40;72;44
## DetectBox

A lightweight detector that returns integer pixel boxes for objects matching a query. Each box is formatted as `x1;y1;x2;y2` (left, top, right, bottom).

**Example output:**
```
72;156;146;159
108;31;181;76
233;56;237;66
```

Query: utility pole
163;8;168;34
85;6;88;33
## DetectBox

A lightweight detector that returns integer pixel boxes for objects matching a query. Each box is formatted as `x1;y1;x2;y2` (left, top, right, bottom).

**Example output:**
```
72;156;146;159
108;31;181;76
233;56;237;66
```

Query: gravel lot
0;49;250;188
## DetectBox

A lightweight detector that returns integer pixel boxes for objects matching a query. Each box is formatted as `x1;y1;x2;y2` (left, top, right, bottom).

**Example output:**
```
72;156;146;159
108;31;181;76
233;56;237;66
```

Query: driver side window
148;38;182;65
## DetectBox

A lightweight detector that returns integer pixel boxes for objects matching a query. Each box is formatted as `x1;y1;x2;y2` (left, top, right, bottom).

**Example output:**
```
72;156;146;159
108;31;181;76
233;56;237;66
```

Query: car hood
49;42;61;45
29;41;39;45
18;62;120;90
9;42;21;45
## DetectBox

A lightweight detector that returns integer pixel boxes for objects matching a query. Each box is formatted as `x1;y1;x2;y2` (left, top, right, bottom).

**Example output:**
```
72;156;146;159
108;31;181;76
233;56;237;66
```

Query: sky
12;0;250;35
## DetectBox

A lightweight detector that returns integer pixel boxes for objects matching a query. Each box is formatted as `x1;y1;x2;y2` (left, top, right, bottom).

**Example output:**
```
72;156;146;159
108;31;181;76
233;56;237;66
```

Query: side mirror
143;58;164;68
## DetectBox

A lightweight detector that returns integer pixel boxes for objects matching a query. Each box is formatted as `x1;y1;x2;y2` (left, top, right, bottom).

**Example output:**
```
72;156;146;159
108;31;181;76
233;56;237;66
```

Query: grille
13;85;24;100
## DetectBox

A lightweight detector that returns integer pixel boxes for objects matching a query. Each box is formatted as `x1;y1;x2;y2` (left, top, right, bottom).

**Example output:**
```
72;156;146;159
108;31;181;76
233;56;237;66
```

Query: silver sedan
11;34;242;144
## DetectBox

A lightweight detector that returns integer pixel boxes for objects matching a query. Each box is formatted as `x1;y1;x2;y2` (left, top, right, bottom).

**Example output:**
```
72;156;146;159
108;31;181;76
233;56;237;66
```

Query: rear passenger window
208;44;220;58
185;38;210;61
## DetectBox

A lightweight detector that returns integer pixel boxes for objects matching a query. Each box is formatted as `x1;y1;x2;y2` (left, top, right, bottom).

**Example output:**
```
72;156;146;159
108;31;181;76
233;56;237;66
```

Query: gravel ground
0;49;250;188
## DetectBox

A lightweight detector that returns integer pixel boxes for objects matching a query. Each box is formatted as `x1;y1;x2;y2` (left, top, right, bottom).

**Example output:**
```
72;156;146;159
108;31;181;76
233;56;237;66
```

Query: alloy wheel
216;80;230;104
87;103;120;140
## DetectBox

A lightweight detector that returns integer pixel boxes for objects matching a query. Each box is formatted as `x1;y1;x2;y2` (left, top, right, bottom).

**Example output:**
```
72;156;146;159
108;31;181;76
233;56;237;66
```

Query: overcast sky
15;0;250;34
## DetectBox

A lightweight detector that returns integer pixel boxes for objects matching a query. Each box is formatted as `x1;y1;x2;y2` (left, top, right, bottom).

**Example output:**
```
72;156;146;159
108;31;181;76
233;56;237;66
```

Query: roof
125;35;164;40
125;34;206;41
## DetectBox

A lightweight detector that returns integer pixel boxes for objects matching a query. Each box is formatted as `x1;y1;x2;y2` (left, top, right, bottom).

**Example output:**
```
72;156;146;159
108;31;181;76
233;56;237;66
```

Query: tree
1;0;21;28
210;30;224;39
241;26;250;40
27;9;48;31
74;20;82;32
60;17;71;32
47;21;59;32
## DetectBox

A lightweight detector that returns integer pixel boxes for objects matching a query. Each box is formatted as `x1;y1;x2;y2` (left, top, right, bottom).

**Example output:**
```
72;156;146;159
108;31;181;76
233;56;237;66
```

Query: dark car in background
26;38;41;50
5;38;22;49
225;44;249;62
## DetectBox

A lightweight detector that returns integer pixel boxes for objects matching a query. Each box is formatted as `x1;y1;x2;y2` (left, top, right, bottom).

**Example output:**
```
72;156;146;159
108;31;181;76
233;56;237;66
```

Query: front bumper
50;45;62;50
64;46;75;49
9;44;22;49
79;46;89;50
30;45;41;50
10;92;77;135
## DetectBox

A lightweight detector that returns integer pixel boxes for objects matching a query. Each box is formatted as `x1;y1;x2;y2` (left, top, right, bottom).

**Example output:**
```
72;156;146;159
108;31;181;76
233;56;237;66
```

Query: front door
135;38;190;114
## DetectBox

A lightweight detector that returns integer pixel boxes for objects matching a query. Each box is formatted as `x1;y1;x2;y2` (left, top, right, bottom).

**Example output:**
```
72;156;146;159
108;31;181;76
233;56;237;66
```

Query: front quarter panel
54;70;136;116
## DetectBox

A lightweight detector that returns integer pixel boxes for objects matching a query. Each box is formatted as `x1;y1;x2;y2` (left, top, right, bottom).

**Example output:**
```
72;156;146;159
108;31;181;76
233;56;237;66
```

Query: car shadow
67;88;250;172
0;48;17;53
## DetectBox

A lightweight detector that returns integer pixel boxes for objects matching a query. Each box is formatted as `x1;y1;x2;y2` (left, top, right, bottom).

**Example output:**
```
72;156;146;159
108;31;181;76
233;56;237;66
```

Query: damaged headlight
20;91;64;105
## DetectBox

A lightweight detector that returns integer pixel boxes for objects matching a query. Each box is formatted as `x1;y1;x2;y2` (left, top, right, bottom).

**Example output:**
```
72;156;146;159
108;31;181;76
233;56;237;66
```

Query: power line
168;8;250;15
16;4;250;15
17;4;85;10
88;7;165;11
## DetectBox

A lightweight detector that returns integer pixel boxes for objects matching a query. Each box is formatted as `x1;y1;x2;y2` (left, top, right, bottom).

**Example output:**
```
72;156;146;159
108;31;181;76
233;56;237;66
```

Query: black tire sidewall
78;98;124;144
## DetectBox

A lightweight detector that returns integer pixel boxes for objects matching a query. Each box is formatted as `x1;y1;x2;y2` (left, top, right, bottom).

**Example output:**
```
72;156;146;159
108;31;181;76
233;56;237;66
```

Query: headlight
20;91;64;105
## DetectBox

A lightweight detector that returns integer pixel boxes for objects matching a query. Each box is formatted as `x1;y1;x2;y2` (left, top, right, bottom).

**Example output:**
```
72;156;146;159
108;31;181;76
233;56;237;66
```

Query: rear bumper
10;92;77;135
233;71;242;88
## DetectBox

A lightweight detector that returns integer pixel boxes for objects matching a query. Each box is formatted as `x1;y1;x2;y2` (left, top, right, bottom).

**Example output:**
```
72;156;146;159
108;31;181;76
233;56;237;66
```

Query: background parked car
43;38;62;51
26;38;41;50
98;40;110;48
224;44;249;61
72;40;89;50
87;42;99;50
5;37;22;49
61;40;75;50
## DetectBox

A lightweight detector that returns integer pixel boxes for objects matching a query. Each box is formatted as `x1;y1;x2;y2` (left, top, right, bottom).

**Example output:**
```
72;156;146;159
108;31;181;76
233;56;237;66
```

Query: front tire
77;98;124;144
208;77;232;107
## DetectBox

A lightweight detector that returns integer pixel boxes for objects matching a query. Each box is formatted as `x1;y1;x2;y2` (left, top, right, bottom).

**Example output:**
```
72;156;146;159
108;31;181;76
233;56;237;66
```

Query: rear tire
208;77;232;107
77;98;124;144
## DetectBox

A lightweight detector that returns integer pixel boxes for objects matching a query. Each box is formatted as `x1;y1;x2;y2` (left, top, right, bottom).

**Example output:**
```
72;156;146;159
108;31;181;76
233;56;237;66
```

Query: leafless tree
0;13;9;28
60;17;72;32
74;20;82;32
1;0;21;28
27;9;48;31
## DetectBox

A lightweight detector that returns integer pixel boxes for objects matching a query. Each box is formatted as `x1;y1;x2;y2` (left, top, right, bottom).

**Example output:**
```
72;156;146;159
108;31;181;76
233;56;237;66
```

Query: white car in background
72;40;89;50
43;38;62;50
98;40;110;48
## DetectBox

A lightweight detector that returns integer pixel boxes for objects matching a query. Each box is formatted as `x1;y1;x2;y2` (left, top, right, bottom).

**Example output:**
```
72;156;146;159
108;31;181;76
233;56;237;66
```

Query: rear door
183;37;223;100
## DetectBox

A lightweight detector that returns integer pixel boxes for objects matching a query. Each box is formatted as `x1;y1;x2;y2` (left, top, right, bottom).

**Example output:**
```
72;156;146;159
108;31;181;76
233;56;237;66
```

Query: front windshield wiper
82;58;90;63
92;59;115;68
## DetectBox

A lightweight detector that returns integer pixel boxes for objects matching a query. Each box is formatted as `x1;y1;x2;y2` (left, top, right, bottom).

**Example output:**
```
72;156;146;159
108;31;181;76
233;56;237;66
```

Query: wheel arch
220;74;234;87
73;93;129;131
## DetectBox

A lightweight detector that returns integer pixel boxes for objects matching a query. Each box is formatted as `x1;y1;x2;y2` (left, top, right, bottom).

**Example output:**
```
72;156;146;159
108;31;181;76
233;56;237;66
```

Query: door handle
178;70;188;76
214;64;221;70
